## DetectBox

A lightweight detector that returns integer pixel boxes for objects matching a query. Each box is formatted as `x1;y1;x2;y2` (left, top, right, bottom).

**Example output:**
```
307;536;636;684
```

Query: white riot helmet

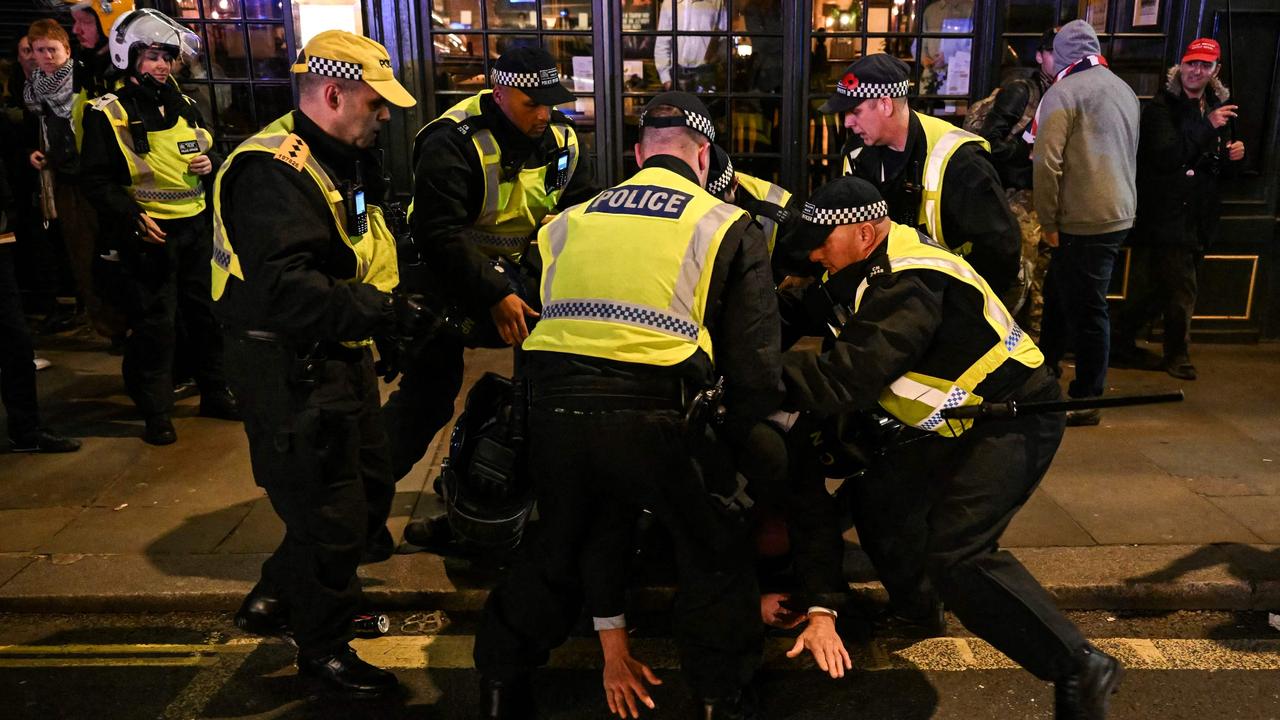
107;8;200;72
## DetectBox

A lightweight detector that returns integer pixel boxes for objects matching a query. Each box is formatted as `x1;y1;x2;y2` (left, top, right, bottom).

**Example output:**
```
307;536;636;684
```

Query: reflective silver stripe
135;186;203;202
759;183;787;241
921;129;978;242
542;298;698;342
539;211;572;302
670;202;744;318
855;253;1013;335
472;129;502;226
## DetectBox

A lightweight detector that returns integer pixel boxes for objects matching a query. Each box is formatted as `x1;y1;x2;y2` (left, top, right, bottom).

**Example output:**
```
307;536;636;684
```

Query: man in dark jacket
1112;38;1244;381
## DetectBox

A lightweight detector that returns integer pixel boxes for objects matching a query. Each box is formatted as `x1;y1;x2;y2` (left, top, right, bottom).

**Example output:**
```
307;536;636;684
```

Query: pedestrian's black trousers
225;337;395;658
474;382;762;700
847;366;1088;681
119;211;225;418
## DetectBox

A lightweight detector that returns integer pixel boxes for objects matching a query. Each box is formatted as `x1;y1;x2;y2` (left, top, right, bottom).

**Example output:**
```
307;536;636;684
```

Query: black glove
374;292;440;383
374;335;401;383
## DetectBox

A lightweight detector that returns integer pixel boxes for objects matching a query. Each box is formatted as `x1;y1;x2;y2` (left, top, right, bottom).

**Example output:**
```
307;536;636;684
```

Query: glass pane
253;83;294;126
243;0;284;20
621;0;659;31
659;0;729;33
734;0;782;33
486;0;539;30
1110;37;1166;97
1005;0;1055;34
812;2;863;32
213;83;256;136
431;0;483;30
1117;0;1164;32
433;33;486;91
919;37;972;96
201;0;242;20
248;24;289;79
487;34;540;60
206;24;249;79
181;82;217;128
806;96;846;162
731;155;782;185
543;35;593;121
542;0;592;30
732;34;783;94
810;36;863;94
729;99;777;154
806;156;844;193
172;0;202;21
911;97;969;120
918;0;974;34
667;36;726;92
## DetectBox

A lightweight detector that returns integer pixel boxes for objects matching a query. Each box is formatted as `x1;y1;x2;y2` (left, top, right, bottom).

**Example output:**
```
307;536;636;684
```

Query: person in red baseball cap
1112;36;1245;381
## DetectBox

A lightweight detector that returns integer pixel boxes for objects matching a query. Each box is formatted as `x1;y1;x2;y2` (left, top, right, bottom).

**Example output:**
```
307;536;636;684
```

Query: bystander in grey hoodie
1032;19;1140;236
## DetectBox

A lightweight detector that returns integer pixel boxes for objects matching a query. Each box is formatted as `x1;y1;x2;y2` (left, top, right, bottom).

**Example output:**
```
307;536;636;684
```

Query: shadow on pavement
1128;543;1280;639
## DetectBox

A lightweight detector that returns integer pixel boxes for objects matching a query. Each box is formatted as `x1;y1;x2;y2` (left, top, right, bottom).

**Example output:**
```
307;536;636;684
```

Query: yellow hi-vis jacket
88;92;212;219
210;113;399;305
844;111;990;256
734;172;791;256
853;223;1042;437
523;165;748;366
406;90;579;259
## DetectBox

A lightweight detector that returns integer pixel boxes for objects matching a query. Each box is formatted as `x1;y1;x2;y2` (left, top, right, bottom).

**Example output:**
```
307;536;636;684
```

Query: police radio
345;161;369;236
545;147;571;192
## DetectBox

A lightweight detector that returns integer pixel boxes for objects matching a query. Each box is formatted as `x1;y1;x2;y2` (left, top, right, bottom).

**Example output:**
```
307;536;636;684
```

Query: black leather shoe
361;526;395;564
874;601;947;639
1065;408;1102;427
1165;362;1197;381
199;390;241;421
144;416;177;445
479;675;535;719
402;516;458;554
298;645;398;698
696;687;759;720
9;429;82;453
1055;644;1123;719
234;587;291;640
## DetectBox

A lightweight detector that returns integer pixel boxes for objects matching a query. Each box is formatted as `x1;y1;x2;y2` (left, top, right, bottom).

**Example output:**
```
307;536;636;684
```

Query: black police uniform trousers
380;331;467;480
224;335;395;658
119;210;226;419
0;245;41;441
474;375;762;700
846;365;1088;681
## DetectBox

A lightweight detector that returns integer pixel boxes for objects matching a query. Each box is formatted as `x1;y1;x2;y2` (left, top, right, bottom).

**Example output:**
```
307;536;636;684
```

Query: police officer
211;30;419;697
822;53;1021;298
706;144;796;260
385;47;599;504
474;92;780;719
80;8;237;445
776;177;1122;719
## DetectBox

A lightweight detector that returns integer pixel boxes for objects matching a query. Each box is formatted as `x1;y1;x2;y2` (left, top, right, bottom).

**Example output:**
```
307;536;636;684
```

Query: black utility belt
529;377;690;409
232;328;366;363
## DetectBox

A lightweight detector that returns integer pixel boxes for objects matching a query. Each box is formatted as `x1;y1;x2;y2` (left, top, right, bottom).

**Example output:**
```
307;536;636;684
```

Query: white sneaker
34;357;52;371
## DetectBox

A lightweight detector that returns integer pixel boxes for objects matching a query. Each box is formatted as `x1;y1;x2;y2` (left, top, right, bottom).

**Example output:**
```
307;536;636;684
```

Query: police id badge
544;148;572;193
177;140;201;154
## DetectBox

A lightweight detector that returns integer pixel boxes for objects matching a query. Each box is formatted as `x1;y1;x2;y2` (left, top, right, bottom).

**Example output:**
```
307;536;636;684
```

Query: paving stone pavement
1;335;1278;611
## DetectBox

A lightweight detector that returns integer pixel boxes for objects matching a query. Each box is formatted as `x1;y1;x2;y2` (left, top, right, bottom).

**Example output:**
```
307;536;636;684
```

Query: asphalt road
1;611;1278;719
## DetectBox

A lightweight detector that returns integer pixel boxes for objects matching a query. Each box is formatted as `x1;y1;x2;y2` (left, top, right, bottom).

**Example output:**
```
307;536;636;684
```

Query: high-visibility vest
406;90;579;259
734;172;791;256
89;92;212;219
843;111;989;256
850;222;1042;437
210;113;399;308
524;165;747;366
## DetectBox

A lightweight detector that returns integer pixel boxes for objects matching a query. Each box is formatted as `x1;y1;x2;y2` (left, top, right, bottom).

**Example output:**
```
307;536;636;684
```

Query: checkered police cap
801;199;889;226
639;91;716;143
834;78;909;99
307;55;363;80
707;146;735;196
491;67;561;89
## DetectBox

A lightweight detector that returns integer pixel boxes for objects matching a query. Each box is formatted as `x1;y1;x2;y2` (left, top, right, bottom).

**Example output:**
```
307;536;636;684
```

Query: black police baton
940;391;1184;421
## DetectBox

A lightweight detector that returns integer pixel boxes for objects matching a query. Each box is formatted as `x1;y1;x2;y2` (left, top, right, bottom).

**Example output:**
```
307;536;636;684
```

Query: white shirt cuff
807;606;838;619
593;614;627;631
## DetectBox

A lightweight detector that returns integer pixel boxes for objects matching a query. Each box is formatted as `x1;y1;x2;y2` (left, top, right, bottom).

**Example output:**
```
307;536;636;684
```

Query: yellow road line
2;637;1279;672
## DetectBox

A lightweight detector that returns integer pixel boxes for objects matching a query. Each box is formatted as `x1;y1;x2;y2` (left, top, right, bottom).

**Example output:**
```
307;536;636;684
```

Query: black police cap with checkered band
819;53;911;114
707;145;735;197
791;176;890;251
639;91;716;144
491;47;575;107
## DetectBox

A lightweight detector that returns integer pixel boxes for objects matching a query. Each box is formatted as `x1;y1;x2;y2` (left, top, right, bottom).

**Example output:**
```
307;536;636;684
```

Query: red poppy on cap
1182;38;1220;64
841;72;859;90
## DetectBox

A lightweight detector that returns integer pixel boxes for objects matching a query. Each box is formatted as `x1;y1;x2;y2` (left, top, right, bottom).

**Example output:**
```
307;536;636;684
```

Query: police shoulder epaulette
89;92;119;111
550;109;575;128
450;112;491;138
272;133;310;172
866;254;894;286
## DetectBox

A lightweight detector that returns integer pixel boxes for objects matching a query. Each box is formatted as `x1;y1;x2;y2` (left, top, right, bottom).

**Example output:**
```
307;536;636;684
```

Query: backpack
963;76;1041;142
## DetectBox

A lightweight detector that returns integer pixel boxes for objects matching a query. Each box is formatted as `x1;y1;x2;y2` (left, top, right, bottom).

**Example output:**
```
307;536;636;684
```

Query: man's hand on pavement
489;292;539;346
785;612;853;679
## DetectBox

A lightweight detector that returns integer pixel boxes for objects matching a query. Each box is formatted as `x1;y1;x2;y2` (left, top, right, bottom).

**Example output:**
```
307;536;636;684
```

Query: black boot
199;389;241;421
299;645;398;698
234;585;291;640
479;675;535;719
1055;643;1123;719
144;415;177;445
874;599;947;639
695;687;759;720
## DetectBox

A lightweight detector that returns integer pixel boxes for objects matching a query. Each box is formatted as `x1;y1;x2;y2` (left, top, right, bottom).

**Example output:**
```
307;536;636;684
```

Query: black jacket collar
825;236;890;304
641;154;701;186
480;92;547;168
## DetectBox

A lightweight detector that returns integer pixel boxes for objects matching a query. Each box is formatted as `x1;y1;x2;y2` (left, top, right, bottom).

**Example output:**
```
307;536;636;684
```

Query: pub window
160;0;296;153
